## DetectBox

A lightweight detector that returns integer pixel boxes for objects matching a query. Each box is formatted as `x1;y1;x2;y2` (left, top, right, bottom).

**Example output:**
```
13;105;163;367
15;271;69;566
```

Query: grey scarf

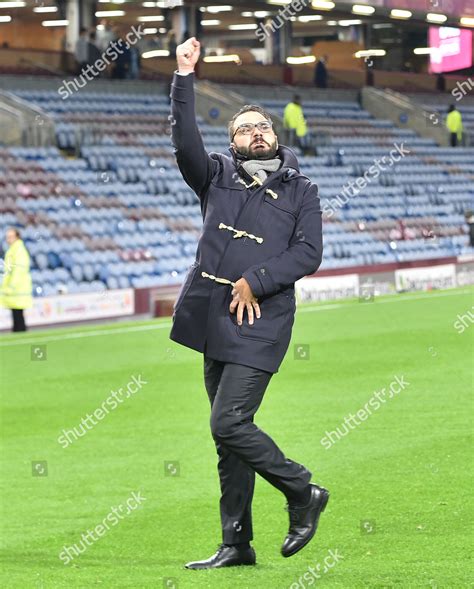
241;158;282;183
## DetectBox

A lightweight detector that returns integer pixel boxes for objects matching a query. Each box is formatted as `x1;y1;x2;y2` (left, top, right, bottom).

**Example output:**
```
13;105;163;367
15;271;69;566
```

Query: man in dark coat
170;37;328;570
314;55;328;88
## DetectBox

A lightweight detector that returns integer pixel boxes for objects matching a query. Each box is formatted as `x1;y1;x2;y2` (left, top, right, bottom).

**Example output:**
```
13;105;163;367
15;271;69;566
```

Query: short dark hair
228;104;273;141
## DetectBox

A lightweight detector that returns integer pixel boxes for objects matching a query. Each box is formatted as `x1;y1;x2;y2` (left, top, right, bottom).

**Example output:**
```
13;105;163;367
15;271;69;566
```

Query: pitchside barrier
0;289;134;331
295;259;473;303
1;258;473;331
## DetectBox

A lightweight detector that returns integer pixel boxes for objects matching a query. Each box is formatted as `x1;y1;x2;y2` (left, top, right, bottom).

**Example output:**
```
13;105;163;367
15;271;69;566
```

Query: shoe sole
281;490;330;558
185;561;256;570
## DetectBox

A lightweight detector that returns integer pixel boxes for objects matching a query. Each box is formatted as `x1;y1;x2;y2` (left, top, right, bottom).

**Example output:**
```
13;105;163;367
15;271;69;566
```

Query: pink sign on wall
389;0;474;16
429;26;473;73
349;1;474;17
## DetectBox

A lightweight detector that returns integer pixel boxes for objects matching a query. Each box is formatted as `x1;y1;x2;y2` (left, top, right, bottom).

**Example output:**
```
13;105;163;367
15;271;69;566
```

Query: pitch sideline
0;287;471;348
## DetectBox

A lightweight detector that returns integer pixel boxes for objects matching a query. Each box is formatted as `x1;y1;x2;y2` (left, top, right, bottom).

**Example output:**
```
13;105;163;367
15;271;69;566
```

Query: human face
6;229;17;246
231;111;278;160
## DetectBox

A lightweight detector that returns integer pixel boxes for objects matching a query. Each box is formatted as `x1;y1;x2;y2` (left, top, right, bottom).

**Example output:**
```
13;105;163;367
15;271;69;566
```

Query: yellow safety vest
1;239;33;309
283;102;308;138
446;110;463;141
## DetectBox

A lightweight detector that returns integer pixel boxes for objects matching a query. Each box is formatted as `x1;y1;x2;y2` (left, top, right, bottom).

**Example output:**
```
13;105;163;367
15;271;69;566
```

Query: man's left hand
229;278;261;326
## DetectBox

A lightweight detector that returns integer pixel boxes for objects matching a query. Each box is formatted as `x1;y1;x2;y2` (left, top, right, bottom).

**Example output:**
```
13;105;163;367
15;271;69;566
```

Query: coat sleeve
170;71;218;198
242;183;323;298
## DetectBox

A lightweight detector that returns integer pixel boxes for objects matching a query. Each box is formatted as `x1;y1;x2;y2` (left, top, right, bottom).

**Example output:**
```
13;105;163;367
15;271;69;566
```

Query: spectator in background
314;55;328;88
167;31;177;59
366;67;374;87
465;210;474;247
112;35;131;79
96;20;115;52
283;95;311;155
391;219;415;241
283;64;293;85
436;73;446;92
128;45;140;80
1;228;32;333
75;27;89;73
446;105;463;147
88;32;102;69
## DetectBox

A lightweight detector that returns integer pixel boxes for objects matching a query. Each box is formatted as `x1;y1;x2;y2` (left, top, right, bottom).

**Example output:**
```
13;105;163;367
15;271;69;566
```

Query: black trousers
204;356;312;544
12;309;27;332
450;133;458;147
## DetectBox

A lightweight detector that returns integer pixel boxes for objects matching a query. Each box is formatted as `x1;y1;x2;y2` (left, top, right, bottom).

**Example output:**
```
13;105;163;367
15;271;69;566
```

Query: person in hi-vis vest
283;95;311;155
446;105;463;147
1;228;33;332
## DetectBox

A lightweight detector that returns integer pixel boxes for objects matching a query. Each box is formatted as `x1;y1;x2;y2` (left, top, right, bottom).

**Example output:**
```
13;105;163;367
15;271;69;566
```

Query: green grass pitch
0;287;472;588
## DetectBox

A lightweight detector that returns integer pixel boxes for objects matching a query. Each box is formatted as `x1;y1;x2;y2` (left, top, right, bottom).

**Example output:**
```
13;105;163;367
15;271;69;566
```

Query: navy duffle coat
169;72;323;373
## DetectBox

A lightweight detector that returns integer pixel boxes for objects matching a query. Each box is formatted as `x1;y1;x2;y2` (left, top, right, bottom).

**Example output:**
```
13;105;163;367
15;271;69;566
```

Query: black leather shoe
281;484;329;558
184;543;256;569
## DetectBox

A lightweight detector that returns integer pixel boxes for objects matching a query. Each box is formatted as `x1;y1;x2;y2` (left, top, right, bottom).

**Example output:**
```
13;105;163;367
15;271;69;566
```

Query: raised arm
171;37;217;198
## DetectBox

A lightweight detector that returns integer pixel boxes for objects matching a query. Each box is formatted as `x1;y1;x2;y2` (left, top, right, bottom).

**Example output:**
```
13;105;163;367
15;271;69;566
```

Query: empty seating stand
1;88;473;298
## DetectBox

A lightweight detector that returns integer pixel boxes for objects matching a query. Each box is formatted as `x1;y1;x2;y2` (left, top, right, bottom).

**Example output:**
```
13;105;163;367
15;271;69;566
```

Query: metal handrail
0;90;55;146
0;89;52;120
197;79;246;105
0;101;27;145
362;86;450;147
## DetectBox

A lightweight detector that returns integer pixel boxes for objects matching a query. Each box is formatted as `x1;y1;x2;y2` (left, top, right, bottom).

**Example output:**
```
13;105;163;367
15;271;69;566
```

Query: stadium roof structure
4;0;473;34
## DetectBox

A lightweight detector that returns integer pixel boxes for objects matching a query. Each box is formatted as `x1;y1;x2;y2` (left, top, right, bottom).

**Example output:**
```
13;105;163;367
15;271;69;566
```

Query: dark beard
235;139;278;160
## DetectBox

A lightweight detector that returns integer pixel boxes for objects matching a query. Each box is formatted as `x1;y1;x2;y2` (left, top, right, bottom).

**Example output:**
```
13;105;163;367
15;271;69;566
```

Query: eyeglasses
233;120;273;139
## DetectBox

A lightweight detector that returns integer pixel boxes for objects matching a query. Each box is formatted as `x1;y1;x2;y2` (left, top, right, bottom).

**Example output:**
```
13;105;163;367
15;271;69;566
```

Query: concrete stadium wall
0;74;168;95
1;49;472;95
1;258;472;331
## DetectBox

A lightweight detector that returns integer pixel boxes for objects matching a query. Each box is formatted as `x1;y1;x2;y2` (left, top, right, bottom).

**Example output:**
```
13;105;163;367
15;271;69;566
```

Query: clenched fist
176;37;201;74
